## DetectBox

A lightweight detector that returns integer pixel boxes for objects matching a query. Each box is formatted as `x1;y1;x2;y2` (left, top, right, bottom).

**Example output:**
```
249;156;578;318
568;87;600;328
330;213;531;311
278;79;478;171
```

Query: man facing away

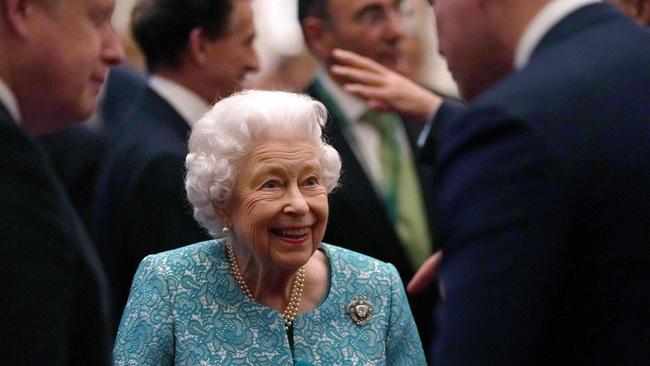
94;0;259;326
329;3;649;362
298;0;438;347
420;0;650;364
0;0;123;364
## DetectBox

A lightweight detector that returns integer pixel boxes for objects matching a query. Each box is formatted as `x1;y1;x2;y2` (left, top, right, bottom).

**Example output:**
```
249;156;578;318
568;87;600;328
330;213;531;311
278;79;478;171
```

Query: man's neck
485;0;551;67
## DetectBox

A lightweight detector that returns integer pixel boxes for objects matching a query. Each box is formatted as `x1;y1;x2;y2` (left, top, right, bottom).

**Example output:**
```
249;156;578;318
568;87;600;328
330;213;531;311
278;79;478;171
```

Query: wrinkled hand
330;48;442;123
407;250;442;295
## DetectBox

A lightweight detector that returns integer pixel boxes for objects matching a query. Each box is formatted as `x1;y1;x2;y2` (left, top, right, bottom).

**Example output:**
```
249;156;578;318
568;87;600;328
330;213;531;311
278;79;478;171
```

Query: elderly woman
113;90;425;365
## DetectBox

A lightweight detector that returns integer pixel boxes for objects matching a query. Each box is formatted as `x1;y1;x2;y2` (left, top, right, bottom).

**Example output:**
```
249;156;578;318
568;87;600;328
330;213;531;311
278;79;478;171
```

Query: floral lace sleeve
385;263;427;365
113;254;176;366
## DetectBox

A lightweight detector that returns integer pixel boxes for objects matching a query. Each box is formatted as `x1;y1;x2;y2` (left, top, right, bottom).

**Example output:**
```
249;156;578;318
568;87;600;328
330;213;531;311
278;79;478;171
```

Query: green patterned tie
360;110;432;268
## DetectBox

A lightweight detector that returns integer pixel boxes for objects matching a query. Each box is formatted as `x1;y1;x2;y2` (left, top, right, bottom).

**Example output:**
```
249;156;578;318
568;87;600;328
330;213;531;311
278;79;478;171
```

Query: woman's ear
212;201;230;229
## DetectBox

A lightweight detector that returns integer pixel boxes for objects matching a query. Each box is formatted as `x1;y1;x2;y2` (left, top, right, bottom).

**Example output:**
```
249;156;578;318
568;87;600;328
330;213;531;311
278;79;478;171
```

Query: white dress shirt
149;75;210;127
0;78;20;124
317;69;414;193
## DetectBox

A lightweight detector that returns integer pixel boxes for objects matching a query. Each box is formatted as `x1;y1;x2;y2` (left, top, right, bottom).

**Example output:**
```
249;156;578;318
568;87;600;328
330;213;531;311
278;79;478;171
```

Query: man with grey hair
0;0;123;364
94;0;259;325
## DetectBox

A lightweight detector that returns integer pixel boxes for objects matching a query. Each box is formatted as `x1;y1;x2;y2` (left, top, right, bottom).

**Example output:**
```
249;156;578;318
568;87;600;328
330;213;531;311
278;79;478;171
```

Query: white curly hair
185;89;342;236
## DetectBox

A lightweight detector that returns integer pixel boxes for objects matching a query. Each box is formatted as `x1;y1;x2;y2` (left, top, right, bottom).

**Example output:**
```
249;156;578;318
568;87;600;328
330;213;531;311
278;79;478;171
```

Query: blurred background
112;0;458;97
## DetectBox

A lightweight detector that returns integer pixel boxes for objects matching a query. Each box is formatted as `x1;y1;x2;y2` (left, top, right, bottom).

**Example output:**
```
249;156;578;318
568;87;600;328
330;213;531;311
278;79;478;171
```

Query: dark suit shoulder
0;110;111;365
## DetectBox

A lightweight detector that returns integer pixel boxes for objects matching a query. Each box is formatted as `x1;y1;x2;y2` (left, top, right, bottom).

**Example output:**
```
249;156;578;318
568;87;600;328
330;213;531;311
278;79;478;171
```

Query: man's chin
381;57;408;75
42;105;96;134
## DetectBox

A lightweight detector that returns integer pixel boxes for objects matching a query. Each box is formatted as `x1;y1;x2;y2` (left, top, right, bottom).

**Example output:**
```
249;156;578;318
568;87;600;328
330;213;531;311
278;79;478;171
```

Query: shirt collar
0;78;21;124
316;68;368;123
148;74;210;127
515;0;600;69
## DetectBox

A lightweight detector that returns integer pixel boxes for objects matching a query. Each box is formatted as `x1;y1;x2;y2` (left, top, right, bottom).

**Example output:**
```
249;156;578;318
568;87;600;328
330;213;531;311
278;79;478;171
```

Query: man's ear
187;27;213;66
301;17;335;61
635;0;650;26
2;0;35;38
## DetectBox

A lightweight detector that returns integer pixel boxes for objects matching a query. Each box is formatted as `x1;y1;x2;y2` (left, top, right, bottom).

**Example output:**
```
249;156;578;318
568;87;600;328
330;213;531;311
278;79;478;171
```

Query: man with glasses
298;0;437;348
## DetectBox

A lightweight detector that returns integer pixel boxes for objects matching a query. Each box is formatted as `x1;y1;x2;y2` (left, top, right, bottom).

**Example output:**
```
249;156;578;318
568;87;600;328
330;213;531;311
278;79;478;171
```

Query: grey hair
185;89;341;236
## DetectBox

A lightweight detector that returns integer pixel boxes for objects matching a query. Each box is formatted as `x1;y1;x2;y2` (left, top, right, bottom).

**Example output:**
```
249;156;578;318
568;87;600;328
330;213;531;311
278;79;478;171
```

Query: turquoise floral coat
113;239;426;365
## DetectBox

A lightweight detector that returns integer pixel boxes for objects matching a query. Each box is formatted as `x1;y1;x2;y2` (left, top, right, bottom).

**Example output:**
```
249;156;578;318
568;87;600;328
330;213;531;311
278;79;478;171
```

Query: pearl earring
222;227;230;234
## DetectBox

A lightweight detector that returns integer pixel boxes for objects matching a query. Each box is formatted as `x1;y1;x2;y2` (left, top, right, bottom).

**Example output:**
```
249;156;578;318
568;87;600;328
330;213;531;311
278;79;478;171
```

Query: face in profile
432;0;511;100
326;0;408;73
202;0;260;101
21;0;123;133
221;138;329;270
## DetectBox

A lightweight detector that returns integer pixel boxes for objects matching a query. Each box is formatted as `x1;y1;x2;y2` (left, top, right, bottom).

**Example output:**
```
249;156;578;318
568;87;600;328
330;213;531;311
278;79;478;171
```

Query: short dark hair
297;0;329;24
131;0;233;71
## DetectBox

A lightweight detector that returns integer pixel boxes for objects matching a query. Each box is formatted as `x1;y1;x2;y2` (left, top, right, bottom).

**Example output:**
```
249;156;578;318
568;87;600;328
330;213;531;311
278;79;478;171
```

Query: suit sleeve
113;255;175;365
418;98;467;166
0;120;111;365
433;107;571;365
385;263;427;365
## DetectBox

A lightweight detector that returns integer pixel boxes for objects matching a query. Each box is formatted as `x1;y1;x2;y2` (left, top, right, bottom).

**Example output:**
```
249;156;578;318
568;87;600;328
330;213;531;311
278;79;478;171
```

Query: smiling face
432;0;511;100
220;138;329;270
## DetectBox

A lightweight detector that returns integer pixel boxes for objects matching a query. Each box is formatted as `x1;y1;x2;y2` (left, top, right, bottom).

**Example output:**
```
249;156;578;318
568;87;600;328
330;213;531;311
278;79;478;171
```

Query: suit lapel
306;81;411;265
308;81;391;219
141;86;192;142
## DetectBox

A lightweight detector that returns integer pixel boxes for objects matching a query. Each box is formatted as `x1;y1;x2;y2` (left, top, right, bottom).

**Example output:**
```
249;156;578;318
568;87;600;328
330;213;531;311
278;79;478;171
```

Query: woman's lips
271;227;311;244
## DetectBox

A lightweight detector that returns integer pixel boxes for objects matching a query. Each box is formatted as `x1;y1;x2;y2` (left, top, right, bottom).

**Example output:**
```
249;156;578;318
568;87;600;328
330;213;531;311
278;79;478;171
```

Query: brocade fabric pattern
113;239;425;365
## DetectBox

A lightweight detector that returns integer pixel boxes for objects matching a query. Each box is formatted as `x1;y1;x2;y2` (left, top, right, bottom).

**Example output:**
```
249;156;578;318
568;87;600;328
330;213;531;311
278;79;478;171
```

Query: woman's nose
283;185;309;215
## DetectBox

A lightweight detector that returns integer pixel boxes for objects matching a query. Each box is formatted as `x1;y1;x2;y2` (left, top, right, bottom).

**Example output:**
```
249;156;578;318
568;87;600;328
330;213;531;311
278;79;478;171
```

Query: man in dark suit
417;0;650;364
39;125;107;231
298;0;438;347
0;0;123;364
331;2;650;362
94;0;259;324
100;64;147;133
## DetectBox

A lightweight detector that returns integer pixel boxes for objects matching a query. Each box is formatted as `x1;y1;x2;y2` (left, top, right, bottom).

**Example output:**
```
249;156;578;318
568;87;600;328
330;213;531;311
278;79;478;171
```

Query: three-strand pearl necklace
225;242;306;329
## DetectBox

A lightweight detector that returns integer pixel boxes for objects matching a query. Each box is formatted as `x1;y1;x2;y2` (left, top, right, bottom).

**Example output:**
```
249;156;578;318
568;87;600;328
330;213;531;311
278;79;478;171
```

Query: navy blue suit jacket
93;87;209;326
424;4;650;365
306;80;438;348
39;125;106;231
0;104;112;365
100;64;147;132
